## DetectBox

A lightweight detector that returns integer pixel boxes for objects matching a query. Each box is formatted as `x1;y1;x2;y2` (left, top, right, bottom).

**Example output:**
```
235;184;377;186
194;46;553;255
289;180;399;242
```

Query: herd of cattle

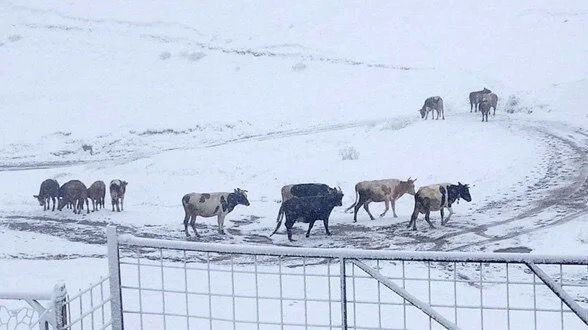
32;89;492;241
180;179;471;241
420;87;498;122
34;179;127;214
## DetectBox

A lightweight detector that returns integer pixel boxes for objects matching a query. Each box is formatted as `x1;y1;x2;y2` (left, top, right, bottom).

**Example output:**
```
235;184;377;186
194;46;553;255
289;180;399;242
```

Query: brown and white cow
408;182;471;230
345;178;416;222
469;88;492;112
110;180;128;212
182;188;250;237
419;96;444;120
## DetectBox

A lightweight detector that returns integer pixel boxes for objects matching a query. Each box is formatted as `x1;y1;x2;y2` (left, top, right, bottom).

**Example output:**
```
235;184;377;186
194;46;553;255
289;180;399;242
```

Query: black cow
281;183;334;202
33;179;60;211
270;188;343;241
57;180;89;214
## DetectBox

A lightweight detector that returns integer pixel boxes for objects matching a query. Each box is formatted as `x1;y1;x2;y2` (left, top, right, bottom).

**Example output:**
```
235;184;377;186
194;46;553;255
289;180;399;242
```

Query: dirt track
1;115;587;261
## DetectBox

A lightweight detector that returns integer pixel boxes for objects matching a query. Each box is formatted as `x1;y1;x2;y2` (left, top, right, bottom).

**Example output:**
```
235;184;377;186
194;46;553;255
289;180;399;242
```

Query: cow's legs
183;210;191;237
353;196;367;222
424;211;435;229
189;214;199;237
305;221;315;238
324;219;331;236
443;207;455;225
121;197;124;211
440;208;445;224
51;197;55;211
408;210;418;230
217;214;226;234
363;203;376;220
380;200;390;218
43;198;47;211
424;108;429;120
441;109;445;120
285;221;295;242
392;199;398;218
85;198;90;214
111;198;116;212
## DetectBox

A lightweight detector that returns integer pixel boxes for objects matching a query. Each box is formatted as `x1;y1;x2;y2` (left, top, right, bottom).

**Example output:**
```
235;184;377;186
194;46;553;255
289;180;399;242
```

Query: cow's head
457;182;472;202
234;188;250;206
400;177;417;195
329;186;344;206
33;195;45;206
483;87;491;93
418;107;427;118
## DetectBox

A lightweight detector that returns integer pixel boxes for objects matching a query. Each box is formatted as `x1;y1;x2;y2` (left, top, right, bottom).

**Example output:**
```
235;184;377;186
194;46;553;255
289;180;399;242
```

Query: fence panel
107;227;588;330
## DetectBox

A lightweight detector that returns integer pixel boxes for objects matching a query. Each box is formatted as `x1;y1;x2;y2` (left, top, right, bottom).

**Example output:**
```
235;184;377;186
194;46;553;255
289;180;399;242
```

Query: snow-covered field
1;0;587;328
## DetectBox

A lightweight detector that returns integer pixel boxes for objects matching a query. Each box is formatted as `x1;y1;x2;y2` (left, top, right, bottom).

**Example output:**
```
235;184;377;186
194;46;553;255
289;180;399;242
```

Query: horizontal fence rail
107;227;588;330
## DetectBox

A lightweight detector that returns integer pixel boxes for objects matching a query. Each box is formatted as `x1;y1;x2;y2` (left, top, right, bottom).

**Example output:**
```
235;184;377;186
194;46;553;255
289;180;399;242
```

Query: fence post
51;282;67;329
107;226;124;330
340;257;348;330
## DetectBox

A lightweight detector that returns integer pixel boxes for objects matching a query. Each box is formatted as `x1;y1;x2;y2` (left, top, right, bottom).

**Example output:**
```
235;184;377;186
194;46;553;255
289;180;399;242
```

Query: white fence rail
106;226;588;330
0;283;67;330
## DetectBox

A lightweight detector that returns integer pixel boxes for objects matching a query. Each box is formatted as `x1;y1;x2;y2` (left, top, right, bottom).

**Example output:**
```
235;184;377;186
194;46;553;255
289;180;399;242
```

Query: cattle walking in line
469;88;492;112
419;96;444;120
346;178;416;222
110;180;128;212
281;183;334;202
481;92;498;116
182;188;250;237
408;182;472;230
87;181;106;211
57;180;89;214
33;179;60;211
270;187;343;241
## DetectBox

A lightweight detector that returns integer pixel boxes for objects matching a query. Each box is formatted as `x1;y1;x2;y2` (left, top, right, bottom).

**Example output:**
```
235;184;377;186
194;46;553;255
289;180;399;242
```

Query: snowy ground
0;0;587;328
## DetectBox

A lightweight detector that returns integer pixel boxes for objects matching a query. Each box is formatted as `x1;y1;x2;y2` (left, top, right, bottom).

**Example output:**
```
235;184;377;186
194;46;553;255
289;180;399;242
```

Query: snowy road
1;114;586;261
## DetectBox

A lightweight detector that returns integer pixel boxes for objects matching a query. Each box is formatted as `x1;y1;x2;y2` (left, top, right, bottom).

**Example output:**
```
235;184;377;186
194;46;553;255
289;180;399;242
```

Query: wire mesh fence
59;276;112;330
107;227;588;330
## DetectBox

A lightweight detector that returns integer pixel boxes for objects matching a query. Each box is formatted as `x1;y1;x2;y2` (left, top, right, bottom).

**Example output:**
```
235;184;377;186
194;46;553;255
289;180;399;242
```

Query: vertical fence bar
183;250;190;330
428;261;432;330
106;226;124;330
402;260;407;329
506;263;510;330
159;249;167;330
340;257;348;330
230;255;236;330
560;264;564;330
454;262;458;326
254;255;260;330
533;271;537;330
480;262;484;330
279;256;284;330
327;258;333;329
207;252;213;330
377;260;382;330
303;257;308;329
136;249;143;329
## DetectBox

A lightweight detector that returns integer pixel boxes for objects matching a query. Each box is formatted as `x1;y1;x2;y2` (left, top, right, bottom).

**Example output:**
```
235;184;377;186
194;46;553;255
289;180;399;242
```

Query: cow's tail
344;186;359;213
270;204;285;237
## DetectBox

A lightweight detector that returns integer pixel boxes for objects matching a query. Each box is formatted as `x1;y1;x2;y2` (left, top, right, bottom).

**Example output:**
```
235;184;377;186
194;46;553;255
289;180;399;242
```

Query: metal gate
106;226;587;329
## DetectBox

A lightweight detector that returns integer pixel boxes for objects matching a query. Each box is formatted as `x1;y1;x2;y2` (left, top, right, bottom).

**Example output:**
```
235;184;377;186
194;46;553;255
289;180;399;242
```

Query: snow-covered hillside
0;0;587;304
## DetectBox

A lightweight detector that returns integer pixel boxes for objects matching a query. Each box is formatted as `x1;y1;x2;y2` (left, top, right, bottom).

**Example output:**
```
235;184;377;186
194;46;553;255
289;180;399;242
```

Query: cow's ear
33;195;38;198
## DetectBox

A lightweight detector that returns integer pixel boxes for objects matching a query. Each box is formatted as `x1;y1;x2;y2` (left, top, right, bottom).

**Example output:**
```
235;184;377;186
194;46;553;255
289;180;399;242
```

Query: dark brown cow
87;181;106;211
57;180;89;214
469;88;492;112
34;179;60;211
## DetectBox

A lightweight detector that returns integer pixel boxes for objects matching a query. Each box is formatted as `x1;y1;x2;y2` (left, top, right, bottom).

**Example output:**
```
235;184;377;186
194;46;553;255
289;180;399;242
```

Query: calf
270;188;343;241
469;88;492;112
57;180;89;214
182;188;250;237
408;182;471;230
346;178;416;222
481;92;498;116
110;180;128;212
479;100;492;122
281;183;337;202
34;179;60;211
87;181;106;211
419;96;444;120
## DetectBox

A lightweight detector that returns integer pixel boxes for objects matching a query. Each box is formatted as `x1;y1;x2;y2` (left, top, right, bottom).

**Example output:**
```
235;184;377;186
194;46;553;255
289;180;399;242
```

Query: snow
0;0;587;328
